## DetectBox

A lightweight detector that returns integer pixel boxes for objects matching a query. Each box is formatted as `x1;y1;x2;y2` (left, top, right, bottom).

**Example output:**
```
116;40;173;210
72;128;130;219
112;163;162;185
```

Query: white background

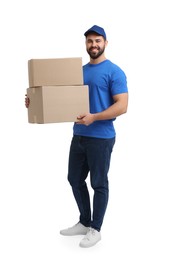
0;0;173;259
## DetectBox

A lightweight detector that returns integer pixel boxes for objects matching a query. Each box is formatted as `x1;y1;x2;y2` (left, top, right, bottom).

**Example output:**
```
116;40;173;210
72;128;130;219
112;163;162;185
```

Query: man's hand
76;113;95;126
25;94;30;108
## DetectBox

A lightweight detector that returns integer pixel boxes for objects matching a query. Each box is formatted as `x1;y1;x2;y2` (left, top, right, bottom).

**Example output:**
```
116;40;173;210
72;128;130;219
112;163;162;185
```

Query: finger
77;116;85;120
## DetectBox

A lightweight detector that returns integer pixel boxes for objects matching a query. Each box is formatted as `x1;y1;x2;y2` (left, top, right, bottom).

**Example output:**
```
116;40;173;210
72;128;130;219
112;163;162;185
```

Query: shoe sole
60;231;88;236
60;228;89;236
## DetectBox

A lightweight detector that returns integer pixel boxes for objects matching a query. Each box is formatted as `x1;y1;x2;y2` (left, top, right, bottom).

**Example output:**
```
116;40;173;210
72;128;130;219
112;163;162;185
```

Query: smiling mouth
90;45;99;49
90;48;98;52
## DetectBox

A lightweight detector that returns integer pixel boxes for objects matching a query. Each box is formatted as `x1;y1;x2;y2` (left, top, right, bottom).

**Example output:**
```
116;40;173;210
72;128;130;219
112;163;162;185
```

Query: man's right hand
25;94;30;108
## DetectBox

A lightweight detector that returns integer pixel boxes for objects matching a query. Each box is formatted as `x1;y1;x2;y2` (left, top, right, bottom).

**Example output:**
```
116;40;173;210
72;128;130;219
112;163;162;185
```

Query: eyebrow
86;37;102;42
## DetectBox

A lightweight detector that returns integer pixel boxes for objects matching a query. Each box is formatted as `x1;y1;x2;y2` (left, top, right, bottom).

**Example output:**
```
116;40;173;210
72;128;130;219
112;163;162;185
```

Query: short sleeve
110;68;128;95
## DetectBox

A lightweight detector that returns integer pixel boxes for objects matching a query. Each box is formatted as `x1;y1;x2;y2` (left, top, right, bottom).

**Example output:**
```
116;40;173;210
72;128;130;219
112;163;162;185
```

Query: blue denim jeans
68;135;115;231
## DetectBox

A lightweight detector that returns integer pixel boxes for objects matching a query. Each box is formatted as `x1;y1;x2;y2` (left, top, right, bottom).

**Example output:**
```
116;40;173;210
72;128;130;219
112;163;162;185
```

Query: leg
68;136;91;227
86;137;115;231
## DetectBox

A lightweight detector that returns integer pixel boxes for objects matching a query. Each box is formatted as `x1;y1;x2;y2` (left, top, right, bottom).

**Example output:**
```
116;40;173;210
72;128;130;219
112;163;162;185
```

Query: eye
96;39;101;43
87;40;93;44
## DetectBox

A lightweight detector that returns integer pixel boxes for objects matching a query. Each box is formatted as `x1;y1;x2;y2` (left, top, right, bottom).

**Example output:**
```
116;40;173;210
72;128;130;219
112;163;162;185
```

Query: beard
87;45;105;59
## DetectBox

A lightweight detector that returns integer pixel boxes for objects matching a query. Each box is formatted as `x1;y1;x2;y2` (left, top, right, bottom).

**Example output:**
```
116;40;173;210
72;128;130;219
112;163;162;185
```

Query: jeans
68;135;115;231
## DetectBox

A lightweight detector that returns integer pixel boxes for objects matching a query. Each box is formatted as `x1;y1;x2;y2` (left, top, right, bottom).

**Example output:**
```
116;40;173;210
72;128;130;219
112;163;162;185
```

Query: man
25;25;128;248
59;25;128;248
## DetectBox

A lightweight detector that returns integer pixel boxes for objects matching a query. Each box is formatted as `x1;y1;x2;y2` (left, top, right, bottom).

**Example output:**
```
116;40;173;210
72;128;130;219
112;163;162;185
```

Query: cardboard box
27;85;89;123
28;57;83;87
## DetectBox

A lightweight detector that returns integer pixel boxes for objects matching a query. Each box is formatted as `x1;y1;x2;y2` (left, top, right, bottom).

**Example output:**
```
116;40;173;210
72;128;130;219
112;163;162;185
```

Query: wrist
93;113;98;121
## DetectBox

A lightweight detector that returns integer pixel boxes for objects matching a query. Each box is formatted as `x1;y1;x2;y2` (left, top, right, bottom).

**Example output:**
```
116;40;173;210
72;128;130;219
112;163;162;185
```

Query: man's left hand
76;113;95;126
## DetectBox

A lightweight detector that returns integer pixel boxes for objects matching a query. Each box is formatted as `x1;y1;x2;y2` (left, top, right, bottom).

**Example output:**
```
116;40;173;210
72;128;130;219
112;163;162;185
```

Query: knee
67;174;74;186
91;178;109;191
67;174;80;188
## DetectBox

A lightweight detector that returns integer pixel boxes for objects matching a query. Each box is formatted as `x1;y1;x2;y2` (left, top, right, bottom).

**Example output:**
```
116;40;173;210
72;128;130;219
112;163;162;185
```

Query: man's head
84;25;107;40
84;25;108;60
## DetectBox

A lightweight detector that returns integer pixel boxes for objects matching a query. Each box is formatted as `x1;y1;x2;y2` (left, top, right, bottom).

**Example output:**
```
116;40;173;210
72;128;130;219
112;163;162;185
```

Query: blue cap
84;25;107;40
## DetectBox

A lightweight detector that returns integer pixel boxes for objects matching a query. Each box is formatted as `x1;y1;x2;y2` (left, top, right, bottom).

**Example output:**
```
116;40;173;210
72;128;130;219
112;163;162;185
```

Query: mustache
89;47;100;51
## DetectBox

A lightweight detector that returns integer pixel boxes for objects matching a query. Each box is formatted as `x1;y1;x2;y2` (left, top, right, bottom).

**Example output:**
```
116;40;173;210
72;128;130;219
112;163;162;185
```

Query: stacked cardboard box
26;57;89;123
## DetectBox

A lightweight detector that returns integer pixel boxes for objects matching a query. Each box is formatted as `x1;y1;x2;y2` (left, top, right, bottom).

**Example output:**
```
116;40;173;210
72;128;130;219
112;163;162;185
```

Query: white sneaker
79;228;101;248
60;222;89;236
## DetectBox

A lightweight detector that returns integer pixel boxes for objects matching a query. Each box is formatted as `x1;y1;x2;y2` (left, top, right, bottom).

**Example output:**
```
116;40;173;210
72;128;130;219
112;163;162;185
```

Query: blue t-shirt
73;59;128;138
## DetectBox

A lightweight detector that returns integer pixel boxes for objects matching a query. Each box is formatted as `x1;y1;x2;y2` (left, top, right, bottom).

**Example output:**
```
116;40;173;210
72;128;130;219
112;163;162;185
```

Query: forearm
77;93;128;126
93;102;127;121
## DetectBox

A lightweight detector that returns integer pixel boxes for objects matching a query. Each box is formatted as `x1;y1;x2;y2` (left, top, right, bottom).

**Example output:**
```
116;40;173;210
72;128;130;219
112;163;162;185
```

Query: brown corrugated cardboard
28;57;83;87
27;85;89;123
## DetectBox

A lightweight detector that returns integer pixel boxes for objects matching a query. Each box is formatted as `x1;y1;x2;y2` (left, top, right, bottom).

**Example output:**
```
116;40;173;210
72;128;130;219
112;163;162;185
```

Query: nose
91;41;97;47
